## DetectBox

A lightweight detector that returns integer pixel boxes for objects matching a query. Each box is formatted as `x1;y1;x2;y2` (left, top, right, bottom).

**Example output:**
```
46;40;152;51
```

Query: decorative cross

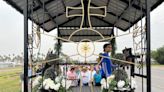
66;0;106;29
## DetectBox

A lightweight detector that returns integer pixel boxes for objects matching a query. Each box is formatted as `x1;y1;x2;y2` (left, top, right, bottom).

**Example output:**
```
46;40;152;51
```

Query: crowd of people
65;65;102;86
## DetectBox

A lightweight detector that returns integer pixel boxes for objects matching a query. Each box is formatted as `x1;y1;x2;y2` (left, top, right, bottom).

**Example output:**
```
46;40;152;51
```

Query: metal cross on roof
66;0;106;29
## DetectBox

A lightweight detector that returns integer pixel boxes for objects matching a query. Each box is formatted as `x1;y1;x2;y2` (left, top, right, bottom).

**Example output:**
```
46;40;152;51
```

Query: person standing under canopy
100;43;117;78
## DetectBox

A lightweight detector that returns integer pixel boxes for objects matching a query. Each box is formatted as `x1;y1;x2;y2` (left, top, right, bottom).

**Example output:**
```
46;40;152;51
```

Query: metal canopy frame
4;0;164;31
24;0;28;91
3;0;163;92
22;0;152;92
58;26;114;42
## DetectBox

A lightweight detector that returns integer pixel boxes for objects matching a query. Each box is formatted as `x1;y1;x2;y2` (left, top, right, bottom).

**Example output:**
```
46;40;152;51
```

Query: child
93;69;102;86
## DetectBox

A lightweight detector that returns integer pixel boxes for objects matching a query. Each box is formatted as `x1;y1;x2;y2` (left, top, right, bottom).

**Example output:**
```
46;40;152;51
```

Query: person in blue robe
100;43;117;78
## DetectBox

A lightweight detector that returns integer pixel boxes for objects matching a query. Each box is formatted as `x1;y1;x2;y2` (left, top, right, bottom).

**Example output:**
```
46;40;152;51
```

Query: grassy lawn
0;67;23;92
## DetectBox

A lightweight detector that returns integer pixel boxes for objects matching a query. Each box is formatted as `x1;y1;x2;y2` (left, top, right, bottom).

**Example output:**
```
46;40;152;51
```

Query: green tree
151;46;164;64
54;41;62;55
0;55;3;62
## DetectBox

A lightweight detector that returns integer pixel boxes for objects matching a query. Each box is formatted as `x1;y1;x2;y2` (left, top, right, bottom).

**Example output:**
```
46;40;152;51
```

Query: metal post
131;57;135;77
57;27;60;76
24;0;28;92
57;28;60;75
57;27;60;57
146;0;151;92
84;0;88;27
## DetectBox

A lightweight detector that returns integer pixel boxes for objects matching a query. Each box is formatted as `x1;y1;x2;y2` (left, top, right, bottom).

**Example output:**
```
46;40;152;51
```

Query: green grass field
0;67;23;92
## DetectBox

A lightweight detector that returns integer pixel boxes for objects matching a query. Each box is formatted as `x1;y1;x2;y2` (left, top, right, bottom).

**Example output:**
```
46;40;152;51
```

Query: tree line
0;54;23;62
151;45;164;64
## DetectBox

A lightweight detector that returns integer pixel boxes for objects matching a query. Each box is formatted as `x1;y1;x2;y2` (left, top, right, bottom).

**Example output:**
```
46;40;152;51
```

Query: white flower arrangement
32;76;43;92
101;82;109;89
33;76;42;87
33;75;73;92
43;78;61;91
100;74;137;92
107;75;115;84
100;75;115;90
55;76;62;83
61;79;72;90
100;78;106;85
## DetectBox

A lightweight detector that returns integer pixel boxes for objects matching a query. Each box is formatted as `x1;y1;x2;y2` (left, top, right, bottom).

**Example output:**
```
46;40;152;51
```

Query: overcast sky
0;1;164;61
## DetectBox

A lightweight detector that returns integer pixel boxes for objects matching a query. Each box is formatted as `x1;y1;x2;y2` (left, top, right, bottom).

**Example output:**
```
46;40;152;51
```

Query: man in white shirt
81;67;90;86
88;65;96;86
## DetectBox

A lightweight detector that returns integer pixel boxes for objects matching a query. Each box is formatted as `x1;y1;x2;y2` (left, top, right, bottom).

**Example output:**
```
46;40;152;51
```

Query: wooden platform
71;86;101;92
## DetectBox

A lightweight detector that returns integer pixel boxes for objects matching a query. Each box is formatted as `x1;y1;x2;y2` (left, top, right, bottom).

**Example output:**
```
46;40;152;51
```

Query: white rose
48;79;55;86
117;80;125;88
43;78;49;86
47;78;53;83
100;78;110;89
49;83;56;89
56;83;61;90
55;76;61;83
52;83;61;91
100;78;106;85
56;83;61;88
62;79;72;89
33;76;42;87
110;75;115;79
44;85;49;90
43;78;56;90
102;83;109;89
107;75;115;84
61;79;66;87
66;80;72;89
